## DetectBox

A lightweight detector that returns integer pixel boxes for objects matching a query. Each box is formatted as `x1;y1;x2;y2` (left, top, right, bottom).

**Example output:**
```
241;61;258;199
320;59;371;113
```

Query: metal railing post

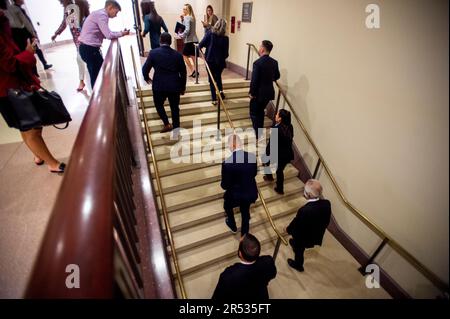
358;238;389;275
216;95;221;139
275;90;281;114
245;44;251;80
195;44;199;84
272;237;282;261
312;159;322;179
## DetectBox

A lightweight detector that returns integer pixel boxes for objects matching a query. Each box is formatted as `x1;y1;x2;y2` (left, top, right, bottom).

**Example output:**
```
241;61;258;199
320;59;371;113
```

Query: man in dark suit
249;40;280;139
142;32;187;133
286;179;332;272
221;134;258;236
212;233;277;300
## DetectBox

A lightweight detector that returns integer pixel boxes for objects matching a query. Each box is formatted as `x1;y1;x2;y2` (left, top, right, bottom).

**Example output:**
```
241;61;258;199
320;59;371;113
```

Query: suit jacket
142;45;187;93
212;256;277;300
249;55;280;103
198;31;229;69
287;200;332;248
221;150;258;204
265;123;294;165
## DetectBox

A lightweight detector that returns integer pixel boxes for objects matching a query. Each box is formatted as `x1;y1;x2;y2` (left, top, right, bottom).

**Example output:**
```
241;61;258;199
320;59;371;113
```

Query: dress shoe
274;186;284;195
44;64;53;70
160;124;173;133
50;162;66;174
225;218;237;234
263;175;274;182
287;258;304;272
190;71;199;78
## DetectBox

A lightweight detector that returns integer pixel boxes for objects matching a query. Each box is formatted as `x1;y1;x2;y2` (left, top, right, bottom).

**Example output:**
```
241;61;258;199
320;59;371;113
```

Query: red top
0;11;40;98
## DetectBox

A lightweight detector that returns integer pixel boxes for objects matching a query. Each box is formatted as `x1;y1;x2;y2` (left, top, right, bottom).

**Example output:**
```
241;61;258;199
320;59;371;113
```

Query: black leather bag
6;88;42;131
32;89;72;129
6;87;72;130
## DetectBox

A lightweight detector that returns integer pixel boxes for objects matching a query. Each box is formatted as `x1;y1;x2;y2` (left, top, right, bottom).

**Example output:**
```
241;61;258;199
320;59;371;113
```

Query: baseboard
265;96;410;299
227;61;251;79
40;39;73;50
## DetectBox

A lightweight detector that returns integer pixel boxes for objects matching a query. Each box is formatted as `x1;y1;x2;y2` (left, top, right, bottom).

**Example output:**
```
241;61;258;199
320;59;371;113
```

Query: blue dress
143;14;168;49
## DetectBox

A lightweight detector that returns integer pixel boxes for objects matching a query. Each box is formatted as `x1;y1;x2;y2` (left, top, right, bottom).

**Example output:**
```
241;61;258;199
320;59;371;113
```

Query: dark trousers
265;161;289;192
79;43;103;88
250;99;269;139
152;91;180;128
224;199;251;236
207;63;224;101
35;47;48;67
293;244;306;267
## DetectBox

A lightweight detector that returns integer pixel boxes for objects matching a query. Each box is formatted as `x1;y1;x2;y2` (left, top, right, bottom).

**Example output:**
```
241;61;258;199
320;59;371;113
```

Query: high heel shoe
190;71;199;78
50;162;66;174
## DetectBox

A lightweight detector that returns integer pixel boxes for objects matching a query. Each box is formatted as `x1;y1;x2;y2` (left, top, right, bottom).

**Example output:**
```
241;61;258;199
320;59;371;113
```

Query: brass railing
130;46;187;298
245;42;449;293
195;44;288;259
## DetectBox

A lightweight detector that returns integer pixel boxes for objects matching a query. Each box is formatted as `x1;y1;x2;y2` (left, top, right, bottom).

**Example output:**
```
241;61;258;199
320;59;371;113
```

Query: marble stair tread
139;79;250;97
148;118;273;146
163;177;303;233
149;127;269;162
153;163;298;195
140;88;250;107
159;173;303;214
143;98;250;120
147;108;250;132
171;192;306;253
170;214;296;275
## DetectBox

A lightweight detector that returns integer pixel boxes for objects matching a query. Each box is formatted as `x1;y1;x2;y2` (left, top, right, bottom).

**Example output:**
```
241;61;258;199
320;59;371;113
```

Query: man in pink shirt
79;0;129;88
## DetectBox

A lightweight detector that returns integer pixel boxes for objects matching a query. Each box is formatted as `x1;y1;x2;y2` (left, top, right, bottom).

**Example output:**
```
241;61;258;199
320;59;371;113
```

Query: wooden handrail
25;41;123;298
246;42;449;293
195;45;288;247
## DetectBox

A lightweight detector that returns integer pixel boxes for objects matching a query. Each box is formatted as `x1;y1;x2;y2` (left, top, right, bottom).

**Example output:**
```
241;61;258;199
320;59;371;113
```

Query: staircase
137;79;306;298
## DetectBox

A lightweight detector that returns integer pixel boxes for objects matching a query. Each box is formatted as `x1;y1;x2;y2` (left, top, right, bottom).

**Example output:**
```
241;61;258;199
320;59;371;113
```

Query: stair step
140;88;249;108
171;213;297;276
147;108;250;132
147;118;272;147
143;98;249;121
162;172;302;214
139;79;250;97
161;176;302;231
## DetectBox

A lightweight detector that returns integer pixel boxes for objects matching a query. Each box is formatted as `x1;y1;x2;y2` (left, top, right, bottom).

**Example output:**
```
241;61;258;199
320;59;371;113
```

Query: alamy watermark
365;264;381;289
366;4;381;29
65;264;80;289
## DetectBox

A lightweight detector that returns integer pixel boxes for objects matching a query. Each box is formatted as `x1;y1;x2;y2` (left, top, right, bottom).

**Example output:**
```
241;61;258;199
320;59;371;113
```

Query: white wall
227;0;449;297
24;0;135;45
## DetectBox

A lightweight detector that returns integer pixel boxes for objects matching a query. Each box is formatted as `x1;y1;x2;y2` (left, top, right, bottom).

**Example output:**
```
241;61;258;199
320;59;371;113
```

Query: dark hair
239;234;261;262
278;109;291;125
0;0;7;10
105;0;121;10
160;32;171;45
262;40;273;53
206;5;213;13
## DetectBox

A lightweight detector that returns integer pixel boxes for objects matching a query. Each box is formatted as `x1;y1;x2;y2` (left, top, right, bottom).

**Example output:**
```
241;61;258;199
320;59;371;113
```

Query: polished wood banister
25;41;123;298
246;42;449;292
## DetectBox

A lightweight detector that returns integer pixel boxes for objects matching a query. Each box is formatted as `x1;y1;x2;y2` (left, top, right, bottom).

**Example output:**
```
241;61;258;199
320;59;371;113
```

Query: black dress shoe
225;218;237;234
44;64;53;70
274;186;284;195
287;258;304;272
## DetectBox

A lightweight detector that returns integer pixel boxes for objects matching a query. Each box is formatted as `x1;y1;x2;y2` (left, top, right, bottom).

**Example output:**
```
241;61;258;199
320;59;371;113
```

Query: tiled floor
0;36;390;299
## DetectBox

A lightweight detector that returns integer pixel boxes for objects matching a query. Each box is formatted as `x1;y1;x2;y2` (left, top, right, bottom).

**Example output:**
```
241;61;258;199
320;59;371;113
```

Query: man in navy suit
249;40;280;139
221;134;258;236
286;179;332;272
142;32;187;133
212;233;277;300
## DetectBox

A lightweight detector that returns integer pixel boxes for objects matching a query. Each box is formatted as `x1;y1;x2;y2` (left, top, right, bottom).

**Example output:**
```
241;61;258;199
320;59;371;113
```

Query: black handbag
32;88;72;129
6;87;72;130
6;88;42;131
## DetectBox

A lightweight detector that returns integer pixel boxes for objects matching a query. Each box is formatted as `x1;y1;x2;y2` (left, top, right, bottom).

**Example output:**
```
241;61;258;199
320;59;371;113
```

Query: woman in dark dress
141;1;168;50
263;109;294;194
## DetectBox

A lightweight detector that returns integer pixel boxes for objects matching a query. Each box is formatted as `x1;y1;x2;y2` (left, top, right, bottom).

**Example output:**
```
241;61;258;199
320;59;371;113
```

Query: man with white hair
220;134;258;236
286;179;332;272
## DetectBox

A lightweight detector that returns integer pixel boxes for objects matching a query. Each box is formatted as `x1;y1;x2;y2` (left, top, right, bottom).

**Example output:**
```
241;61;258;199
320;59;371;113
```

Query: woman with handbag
0;1;65;174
